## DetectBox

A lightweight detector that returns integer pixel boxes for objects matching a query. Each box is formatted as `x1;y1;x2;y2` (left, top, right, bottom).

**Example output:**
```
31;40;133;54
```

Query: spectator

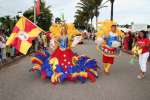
0;34;7;63
123;32;130;51
136;31;150;79
34;38;40;52
128;32;134;50
42;34;48;50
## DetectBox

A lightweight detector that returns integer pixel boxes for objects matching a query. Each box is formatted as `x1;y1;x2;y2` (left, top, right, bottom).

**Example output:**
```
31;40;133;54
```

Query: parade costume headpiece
96;20;124;46
96;20;124;38
49;20;80;39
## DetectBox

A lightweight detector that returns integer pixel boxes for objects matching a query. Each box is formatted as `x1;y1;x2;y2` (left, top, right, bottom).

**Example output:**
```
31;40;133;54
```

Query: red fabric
51;48;75;71
25;19;37;32
12;26;20;33
45;32;51;40
87;73;96;82
11;37;22;51
36;0;41;16
102;45;116;56
102;55;114;64
123;37;129;50
137;38;150;54
10;18;38;53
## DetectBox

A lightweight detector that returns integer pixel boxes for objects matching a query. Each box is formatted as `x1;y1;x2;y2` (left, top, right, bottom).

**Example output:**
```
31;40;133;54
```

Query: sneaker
137;75;144;79
103;70;110;75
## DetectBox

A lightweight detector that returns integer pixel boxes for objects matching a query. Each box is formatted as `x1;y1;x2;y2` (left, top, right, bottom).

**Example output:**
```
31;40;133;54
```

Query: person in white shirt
0;35;6;63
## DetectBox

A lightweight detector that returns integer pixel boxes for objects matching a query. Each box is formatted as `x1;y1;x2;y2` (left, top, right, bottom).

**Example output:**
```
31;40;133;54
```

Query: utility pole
34;0;36;23
110;0;115;21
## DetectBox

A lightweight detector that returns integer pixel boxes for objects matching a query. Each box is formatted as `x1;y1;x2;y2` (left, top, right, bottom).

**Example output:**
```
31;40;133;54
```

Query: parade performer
132;31;150;79
96;20;124;75
31;21;98;84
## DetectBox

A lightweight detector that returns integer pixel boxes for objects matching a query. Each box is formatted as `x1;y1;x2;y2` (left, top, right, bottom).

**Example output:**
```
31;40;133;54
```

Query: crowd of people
122;30;150;79
0;29;14;64
1;23;150;80
122;31;150;51
81;25;150;80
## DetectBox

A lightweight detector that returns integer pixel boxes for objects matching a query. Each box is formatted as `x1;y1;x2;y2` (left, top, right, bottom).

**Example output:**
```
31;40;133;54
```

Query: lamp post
17;11;22;17
34;0;36;23
110;0;115;21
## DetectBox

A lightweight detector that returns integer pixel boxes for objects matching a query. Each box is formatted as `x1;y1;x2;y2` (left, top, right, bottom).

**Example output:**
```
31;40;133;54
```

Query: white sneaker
137;75;144;79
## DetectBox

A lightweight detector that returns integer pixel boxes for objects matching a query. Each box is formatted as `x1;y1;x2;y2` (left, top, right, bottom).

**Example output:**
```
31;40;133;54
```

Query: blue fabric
60;37;68;49
106;36;118;47
31;51;98;83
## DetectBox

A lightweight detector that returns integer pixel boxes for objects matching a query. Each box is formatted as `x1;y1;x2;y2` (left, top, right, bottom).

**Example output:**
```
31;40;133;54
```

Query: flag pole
34;0;36;23
61;9;65;21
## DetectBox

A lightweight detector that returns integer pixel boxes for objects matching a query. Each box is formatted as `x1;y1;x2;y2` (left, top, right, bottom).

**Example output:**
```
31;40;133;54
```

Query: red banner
36;0;41;16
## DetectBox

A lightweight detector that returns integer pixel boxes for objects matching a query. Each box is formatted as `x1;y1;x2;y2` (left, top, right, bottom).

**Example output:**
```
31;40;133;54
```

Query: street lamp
17;11;22;17
110;0;115;21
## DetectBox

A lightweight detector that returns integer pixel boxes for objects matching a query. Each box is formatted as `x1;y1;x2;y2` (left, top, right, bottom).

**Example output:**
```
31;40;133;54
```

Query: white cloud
0;0;33;16
46;0;80;22
0;0;150;24
99;0;150;24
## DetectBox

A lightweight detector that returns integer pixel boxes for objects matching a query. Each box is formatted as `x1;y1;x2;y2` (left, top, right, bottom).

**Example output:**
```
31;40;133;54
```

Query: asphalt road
0;40;150;100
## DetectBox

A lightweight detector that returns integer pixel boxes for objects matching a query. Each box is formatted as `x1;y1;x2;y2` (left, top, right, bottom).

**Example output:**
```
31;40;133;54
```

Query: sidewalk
0;55;25;69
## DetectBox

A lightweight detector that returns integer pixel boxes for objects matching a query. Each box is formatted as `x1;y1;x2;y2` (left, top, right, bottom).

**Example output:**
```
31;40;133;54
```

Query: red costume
51;48;75;71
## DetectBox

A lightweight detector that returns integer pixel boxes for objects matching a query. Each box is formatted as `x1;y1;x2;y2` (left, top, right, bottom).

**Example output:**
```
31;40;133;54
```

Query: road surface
0;40;150;100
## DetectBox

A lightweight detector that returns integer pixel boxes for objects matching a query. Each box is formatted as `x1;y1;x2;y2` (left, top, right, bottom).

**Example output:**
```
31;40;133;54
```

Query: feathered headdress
96;20;124;38
49;22;80;39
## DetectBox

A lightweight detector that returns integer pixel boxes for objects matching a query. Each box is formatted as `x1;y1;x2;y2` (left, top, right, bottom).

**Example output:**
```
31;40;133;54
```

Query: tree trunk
91;18;93;32
95;6;98;31
96;16;98;31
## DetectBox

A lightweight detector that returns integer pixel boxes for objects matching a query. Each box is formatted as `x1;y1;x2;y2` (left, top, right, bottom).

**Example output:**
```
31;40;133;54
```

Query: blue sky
0;0;150;24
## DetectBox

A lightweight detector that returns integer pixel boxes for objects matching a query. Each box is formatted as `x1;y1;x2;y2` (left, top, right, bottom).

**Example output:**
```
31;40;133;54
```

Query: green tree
23;0;53;31
74;0;103;30
0;16;16;34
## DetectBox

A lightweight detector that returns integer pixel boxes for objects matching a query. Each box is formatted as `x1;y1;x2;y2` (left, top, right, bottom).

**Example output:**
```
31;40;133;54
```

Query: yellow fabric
79;72;88;78
49;23;80;39
49;23;80;49
16;17;25;31
28;28;42;37
33;64;41;70
72;73;78;78
51;73;63;83
6;16;42;55
97;20;124;38
6;33;17;45
50;24;62;38
104;63;111;73
51;74;56;83
132;45;142;56
20;40;32;55
49;58;59;71
89;69;98;77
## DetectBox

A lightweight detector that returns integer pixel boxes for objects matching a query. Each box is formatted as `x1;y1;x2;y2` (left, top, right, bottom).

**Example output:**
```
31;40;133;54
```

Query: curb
0;55;25;69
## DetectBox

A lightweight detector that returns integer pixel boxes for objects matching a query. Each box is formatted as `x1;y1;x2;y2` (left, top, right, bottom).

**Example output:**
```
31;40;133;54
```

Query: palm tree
0;16;15;34
74;9;90;29
75;0;103;30
76;0;94;24
110;0;115;20
95;0;109;30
